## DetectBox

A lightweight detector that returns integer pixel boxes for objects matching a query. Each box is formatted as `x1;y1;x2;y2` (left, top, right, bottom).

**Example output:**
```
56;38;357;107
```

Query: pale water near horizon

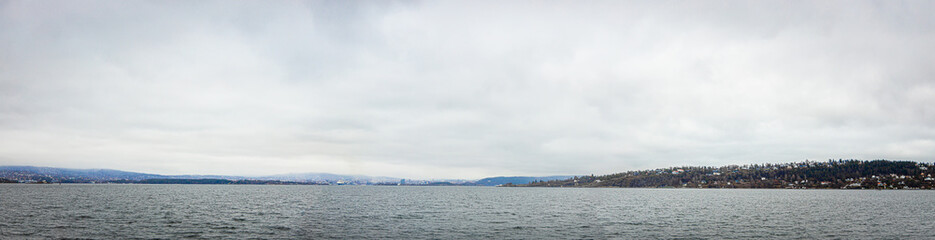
1;185;934;239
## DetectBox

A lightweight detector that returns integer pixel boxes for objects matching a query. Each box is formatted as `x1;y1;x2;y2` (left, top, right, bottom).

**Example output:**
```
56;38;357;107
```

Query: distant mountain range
0;166;575;186
0;166;398;184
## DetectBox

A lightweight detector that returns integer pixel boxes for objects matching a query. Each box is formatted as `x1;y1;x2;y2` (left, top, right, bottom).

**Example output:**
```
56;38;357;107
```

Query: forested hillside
518;160;935;189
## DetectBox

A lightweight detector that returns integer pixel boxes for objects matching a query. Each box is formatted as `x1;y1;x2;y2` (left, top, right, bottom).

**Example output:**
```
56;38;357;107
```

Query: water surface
2;185;934;239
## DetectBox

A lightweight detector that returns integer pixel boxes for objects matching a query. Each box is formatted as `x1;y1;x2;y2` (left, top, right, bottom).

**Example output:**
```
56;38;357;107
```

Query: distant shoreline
3;182;933;190
4;160;934;188
0;178;324;185
517;160;935;190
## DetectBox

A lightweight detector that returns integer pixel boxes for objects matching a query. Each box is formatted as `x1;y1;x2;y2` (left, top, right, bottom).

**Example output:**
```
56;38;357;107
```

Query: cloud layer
1;1;934;179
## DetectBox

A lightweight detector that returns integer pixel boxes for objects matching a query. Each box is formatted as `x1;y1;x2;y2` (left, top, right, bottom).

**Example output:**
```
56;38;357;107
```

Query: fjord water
2;185;934;239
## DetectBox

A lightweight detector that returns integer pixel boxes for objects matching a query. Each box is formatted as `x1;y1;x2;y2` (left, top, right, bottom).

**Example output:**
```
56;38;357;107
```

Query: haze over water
2;185;934;239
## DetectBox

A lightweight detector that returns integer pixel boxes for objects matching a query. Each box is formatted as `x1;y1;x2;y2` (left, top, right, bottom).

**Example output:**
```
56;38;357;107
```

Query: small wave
267;226;291;231
391;214;424;219
5;231;34;236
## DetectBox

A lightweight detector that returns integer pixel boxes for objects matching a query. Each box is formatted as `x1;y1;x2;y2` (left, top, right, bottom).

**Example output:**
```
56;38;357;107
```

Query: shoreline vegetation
513;159;935;189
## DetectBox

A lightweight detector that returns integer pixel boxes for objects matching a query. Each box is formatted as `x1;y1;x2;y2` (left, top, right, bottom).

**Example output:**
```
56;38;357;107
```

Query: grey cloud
1;1;933;179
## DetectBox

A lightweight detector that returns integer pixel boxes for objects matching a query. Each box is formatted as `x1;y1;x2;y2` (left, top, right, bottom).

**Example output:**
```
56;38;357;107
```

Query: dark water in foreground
2;185;934;239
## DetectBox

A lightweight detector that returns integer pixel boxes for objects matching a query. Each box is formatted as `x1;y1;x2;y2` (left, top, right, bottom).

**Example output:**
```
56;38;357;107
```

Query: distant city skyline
1;1;934;179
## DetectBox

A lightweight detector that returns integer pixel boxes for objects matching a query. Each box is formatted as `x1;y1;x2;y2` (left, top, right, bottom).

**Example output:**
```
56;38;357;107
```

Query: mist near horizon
1;1;934;179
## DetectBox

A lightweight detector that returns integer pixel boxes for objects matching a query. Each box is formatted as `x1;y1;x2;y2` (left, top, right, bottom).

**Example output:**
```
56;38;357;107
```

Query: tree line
519;160;935;189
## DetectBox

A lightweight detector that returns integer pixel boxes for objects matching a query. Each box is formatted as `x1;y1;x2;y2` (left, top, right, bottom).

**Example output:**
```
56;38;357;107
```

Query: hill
0;166;165;182
0;166;395;184
518;160;935;189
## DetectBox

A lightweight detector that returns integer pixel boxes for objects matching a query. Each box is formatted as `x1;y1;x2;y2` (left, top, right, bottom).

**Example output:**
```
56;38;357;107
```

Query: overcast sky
1;1;933;179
